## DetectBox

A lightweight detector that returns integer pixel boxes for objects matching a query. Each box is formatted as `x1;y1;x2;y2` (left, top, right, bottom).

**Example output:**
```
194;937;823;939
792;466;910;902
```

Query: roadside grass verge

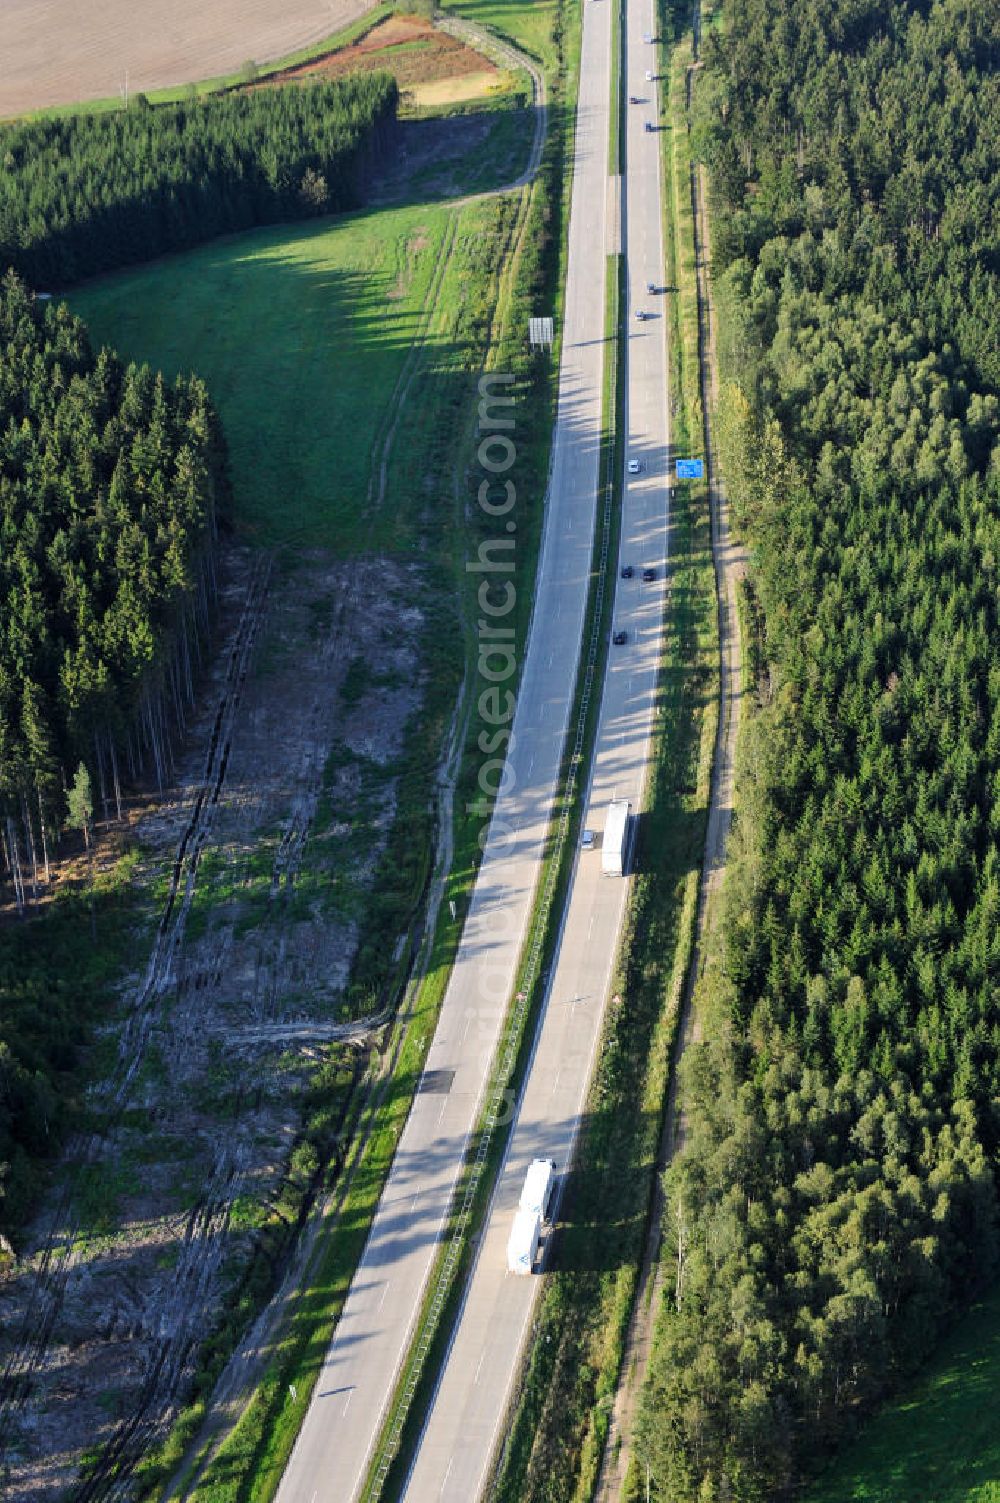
666;35;701;441
441;0;562;71
803;1281;1000;1503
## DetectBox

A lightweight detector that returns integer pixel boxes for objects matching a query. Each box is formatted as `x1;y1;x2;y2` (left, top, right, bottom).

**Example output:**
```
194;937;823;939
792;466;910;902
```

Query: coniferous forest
0;74;400;1238
639;0;1000;1497
0;73;398;288
0;271;228;1232
0;272;228;888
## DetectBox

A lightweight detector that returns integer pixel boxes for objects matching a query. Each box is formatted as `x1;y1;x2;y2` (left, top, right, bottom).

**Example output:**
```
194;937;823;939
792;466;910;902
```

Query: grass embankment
443;0;561;69
492;10;721;1500
803;1282;1000;1503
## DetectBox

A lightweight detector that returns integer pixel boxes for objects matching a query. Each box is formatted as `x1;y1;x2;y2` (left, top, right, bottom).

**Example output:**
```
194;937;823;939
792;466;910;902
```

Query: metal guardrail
362;262;621;1503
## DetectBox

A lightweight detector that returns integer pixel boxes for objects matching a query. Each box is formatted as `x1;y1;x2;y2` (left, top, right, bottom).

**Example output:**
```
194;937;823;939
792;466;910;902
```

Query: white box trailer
601;798;632;876
520;1158;557;1222
507;1209;541;1275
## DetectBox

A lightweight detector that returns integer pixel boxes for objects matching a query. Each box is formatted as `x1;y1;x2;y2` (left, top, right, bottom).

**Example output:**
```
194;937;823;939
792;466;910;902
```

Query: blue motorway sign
675;458;704;479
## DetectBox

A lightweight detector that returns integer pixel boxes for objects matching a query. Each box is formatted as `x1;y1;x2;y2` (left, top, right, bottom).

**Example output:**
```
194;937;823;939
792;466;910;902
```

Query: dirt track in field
0;0;374;116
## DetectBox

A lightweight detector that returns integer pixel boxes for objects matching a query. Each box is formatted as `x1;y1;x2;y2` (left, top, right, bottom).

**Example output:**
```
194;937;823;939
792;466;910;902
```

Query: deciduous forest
0;73;398;288
639;0;1000;1497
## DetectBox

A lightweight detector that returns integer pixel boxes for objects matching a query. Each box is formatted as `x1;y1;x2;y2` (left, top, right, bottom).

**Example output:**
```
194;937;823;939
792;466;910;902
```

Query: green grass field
71;203;462;551
444;0;560;69
805;1284;1000;1503
69;94;533;555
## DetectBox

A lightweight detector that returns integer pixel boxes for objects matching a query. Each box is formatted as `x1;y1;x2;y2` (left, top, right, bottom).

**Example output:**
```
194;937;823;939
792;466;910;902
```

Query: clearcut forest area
0;20;552;1494
637;0;1000;1500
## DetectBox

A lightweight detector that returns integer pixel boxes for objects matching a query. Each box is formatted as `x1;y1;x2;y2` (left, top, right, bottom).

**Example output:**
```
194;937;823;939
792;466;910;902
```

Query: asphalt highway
400;0;671;1495
274;7;614;1501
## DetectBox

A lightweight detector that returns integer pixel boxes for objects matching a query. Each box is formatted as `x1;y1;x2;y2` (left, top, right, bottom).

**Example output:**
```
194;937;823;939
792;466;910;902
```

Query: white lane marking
343;1389;353;1416
588;913;596;939
442;1457;454;1495
552;1070;561;1095
438;1094;448;1125
474;1348;487;1385
411;1193;419;1212
463;1014;472;1042
378;1281;390;1313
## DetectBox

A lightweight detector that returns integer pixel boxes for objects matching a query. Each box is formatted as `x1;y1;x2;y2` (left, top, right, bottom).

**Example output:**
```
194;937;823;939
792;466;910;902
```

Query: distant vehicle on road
613;629;628;646
620;563;634;578
642;566;656;582
581;828;596;850
602;798;633;876
627;458;642;474
645;69;653;81
629;94;640;104
647;281;658;294
644;121;654;133
507;1209;541;1275
520;1159;557;1221
635;309;648;321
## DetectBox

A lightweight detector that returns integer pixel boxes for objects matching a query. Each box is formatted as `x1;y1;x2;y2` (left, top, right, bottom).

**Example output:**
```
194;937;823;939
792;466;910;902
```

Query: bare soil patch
0;0;374;117
266;14;498;94
0;545;426;1500
408;70;507;109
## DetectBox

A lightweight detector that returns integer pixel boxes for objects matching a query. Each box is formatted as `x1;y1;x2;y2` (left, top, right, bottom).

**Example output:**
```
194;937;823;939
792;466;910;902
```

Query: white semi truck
601;798;632;876
507;1159;558;1275
507;1209;541;1276
520;1158;557;1221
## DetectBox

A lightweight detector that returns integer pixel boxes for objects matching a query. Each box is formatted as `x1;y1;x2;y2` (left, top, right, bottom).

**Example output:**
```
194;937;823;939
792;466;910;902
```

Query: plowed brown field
266;15;497;92
0;0;373;116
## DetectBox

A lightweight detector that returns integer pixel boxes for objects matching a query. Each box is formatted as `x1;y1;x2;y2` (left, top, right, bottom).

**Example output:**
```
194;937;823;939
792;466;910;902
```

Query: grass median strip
490;7;722;1498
